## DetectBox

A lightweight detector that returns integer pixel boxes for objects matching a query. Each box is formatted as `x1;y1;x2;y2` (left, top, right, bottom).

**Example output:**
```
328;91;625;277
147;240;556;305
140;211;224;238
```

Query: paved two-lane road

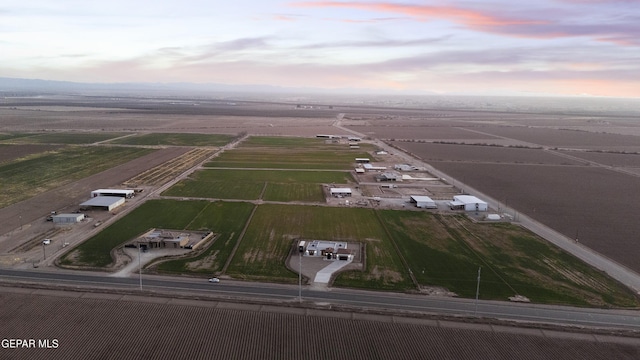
2;268;639;331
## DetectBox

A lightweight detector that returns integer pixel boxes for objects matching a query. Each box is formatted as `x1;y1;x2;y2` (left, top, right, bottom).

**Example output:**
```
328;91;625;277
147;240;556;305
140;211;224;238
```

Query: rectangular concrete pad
260;305;307;316
80;292;125;301
167;298;221;308
215;301;262;312
352;313;395;323
438;320;493;332
541;330;596;341
593;335;640;346
33;289;84;298
491;324;544;337
121;294;172;304
392;316;439;327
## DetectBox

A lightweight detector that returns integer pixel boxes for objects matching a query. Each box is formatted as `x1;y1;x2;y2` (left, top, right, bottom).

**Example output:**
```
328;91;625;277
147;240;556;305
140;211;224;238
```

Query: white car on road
208;277;220;283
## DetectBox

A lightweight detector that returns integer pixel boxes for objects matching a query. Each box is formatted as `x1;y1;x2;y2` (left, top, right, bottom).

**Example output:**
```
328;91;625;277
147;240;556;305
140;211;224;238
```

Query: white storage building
449;195;488;212
53;213;85;224
91;189;134;198
330;188;352;197
410;195;437;209
80;196;125;211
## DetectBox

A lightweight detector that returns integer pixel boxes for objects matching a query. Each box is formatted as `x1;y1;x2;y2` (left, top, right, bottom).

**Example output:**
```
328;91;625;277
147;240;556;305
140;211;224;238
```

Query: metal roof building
410;195;437;209
80;196;125;211
330;188;352;197
52;213;85;224
449;195;488;212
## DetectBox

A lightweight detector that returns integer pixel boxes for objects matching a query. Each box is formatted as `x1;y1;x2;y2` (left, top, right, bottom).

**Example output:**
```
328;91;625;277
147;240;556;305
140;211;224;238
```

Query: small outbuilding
410;195;437;209
52;213;85;224
449;195;488;212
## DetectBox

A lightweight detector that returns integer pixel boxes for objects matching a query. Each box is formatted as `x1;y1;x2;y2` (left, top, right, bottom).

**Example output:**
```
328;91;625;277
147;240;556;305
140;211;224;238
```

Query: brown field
349;125;499;141
0;144;62;163
1;288;638;360
392;141;583;165
123;148;215;187
559;150;640;167
472;125;640;151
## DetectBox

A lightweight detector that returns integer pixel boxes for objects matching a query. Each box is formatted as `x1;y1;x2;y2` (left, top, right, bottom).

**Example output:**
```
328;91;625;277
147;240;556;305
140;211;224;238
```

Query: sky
1;0;639;97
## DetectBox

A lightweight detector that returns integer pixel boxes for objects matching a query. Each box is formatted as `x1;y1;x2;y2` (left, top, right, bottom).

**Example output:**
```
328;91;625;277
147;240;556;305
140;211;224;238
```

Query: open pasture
163;169;352;201
226;204;412;289
0;145;153;208
392;141;583;165
379;211;638;306
429;160;640;274
3;132;125;144
109;132;235;146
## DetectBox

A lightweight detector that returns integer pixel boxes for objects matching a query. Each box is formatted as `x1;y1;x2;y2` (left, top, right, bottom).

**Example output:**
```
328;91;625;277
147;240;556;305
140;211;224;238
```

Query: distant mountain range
0;77;432;97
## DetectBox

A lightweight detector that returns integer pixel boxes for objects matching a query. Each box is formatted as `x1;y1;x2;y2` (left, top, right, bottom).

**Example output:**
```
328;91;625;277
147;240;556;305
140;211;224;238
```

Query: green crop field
151;201;255;274
61;199;209;267
0;146;154;208
109;133;235;146
205;136;376;170
5;132;125;144
262;183;325;202
377;211;638;307
226;204;412;289
163;169;352;201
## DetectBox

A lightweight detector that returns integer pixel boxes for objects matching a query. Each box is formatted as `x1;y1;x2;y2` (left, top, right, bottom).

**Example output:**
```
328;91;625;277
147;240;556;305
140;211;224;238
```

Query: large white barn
449;195;488;212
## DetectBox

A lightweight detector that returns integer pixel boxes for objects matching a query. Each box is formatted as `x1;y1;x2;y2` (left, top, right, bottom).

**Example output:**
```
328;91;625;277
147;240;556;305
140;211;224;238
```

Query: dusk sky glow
1;0;639;97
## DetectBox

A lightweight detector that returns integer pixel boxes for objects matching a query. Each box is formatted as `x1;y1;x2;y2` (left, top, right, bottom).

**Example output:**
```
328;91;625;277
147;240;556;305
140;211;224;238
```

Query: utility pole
298;251;302;303
42;242;46;260
138;243;142;290
474;267;481;316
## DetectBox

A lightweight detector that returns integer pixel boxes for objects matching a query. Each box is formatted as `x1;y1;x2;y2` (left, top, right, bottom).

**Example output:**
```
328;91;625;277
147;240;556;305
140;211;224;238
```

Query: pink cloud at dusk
291;1;640;45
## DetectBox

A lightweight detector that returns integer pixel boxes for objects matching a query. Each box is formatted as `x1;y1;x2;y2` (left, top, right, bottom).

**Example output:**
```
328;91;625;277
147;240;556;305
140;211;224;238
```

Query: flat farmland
475;125;640;151
428;161;640;273
0;108;347;137
378;211;637;306
558;150;640;167
164;169;352;201
109;132;235;146
0;145;154;208
61;199;214;268
2;132;125;144
262;183;325;202
151;201;255;274
226;204;412;289
0;144;62;164
392;141;583;165
347;125;499;141
206;136;376;170
4;291;638;360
